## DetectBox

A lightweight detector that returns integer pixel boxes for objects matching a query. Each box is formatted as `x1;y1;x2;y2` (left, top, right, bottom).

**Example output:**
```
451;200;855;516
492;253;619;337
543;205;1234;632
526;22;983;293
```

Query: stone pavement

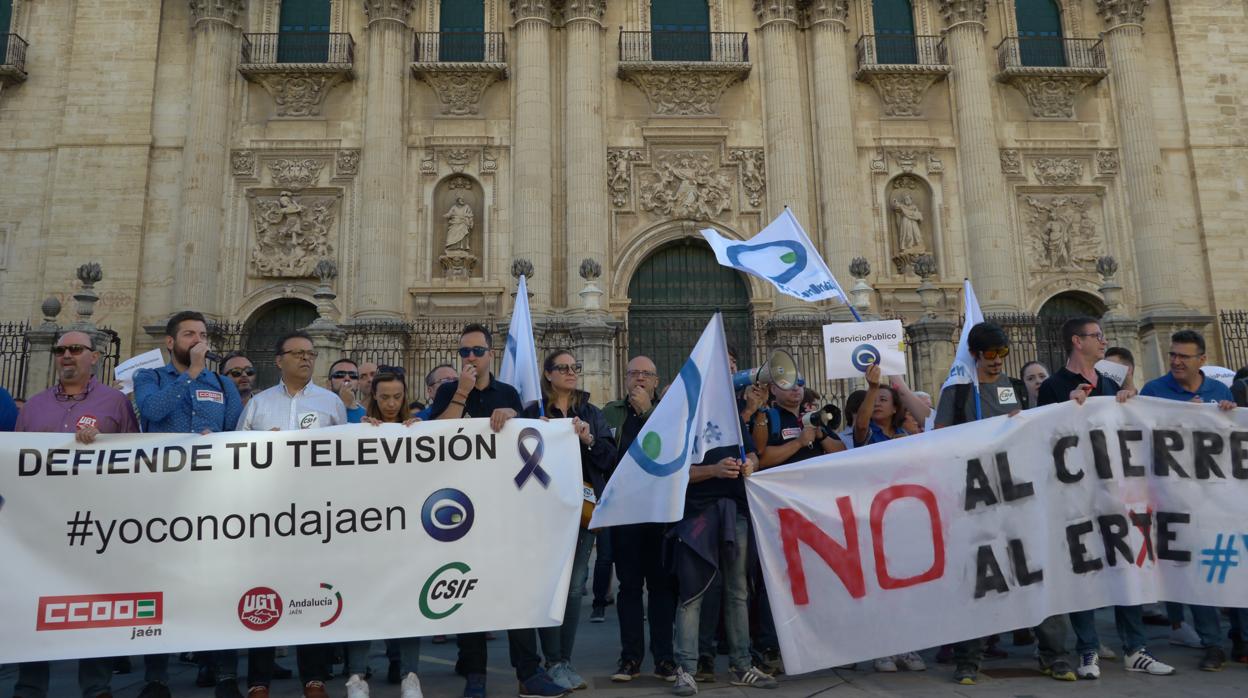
3;597;1244;698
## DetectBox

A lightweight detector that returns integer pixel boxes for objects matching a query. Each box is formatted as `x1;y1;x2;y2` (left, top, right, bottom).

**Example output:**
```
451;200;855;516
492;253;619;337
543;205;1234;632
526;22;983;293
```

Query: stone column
806;1;863;282
754;1;814;314
511;0;555;310
939;0;1020;311
354;0;416;319
174;0;246;316
563;0;609;309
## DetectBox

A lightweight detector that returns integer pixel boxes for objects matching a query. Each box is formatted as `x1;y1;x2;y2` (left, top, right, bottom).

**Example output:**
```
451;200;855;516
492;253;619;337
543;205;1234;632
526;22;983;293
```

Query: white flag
932;279;984;428
499;275;542;409
589;313;741;528
700;208;848;304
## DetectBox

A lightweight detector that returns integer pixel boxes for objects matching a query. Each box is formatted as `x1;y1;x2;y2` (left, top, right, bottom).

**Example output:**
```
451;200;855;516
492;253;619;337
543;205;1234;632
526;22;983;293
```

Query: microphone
205;350;222;363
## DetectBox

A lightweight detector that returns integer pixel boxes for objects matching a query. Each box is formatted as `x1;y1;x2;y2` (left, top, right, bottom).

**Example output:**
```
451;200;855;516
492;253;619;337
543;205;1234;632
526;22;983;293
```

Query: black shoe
215;679;245;698
387;659;401;684
137;682;172;698
197;664;218;687
758;649;785;676
112;657;132;675
1231;637;1247;663
654;659;679;682
272;662;293;680
1200;646;1227;672
611;659;640;682
588;606;606;623
694;656;716;682
953;663;978;685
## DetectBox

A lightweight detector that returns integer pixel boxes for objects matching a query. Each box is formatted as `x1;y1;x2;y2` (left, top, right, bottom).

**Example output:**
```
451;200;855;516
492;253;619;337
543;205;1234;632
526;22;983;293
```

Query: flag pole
715;310;749;465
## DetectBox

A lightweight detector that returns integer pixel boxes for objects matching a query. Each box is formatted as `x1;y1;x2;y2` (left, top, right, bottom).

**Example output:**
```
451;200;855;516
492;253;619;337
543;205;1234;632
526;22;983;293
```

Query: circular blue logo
850;344;881;372
421;488;475;542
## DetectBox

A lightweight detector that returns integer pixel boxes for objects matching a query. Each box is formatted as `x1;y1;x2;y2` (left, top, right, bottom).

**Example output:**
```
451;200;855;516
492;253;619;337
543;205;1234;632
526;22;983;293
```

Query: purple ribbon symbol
514;427;551;490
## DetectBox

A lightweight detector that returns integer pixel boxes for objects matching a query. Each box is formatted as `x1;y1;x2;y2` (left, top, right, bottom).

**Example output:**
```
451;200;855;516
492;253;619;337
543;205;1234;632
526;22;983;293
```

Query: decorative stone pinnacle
314;258;339;284
1096;0;1150;29
938;0;988;27
849;256;871;280
76;262;103;287
511;258;535;280
1096;255;1119;281
578;258;602;281
912;254;937;281
41;297;62;324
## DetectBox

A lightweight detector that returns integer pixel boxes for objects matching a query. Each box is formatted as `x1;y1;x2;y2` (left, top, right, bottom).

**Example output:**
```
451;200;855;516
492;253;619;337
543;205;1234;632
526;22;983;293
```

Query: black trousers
456;630;542;680
613;523;677;665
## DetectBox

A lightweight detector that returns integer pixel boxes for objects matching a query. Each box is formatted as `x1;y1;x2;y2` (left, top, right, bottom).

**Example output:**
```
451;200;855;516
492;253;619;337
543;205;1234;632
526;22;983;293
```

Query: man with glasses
1036;317;1173;679
221;352;257;406
1139;329;1239;672
134;310;244;698
12;330;138;698
428;323;567;698
327;357;366;423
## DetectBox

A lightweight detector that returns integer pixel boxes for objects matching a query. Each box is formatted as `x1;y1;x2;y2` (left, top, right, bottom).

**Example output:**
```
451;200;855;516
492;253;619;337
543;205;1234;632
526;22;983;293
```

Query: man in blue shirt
1139;329;1238;672
0;385;16;431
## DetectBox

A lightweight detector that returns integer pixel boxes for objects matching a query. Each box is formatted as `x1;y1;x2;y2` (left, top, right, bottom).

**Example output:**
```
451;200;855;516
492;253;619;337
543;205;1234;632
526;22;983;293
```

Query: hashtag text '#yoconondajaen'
65;502;407;555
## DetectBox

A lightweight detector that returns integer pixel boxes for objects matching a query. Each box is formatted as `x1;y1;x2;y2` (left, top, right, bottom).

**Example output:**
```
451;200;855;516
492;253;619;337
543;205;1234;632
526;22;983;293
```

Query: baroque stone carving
888;176;932;273
927;152;944;173
859;72;947;118
618;66;749;116
444;148;472;173
938;0;988;26
753;0;799;24
444;197;475;254
420;151;437;174
728;148;766;209
1095;149;1119;175
804;0;849;24
1032;157;1084;186
1096;0;1150;29
249;191;338;278
231;150;256;177
606;149;643;208
870;148;887;174
639;152;732;221
509;0;551;21
891;149;926;173
448;176;473;190
189;0;246;25
268;158;325;189
411;66;507;116
362;0;418;22
563;0;605;20
1000;149;1023;175
1021;194;1104;271
481;149;498;174
336;149;360;177
1002;75;1101;119
253;73;345;118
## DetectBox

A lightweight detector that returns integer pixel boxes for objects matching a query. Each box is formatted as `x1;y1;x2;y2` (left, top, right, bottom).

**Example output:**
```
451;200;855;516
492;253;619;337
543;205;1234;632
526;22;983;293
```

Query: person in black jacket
522;349;617;691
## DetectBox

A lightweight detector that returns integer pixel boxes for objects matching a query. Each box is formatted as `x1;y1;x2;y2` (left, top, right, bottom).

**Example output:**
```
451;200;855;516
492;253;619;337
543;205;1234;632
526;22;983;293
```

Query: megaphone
732;349;799;391
801;404;842;433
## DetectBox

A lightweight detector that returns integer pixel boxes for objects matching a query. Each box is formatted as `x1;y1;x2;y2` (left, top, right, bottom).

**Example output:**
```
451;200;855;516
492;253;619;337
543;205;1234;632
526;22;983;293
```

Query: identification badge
582;484;598;505
195;390;224;404
76;415;98;430
997;387;1018;405
298;412;320;429
781;427;802;440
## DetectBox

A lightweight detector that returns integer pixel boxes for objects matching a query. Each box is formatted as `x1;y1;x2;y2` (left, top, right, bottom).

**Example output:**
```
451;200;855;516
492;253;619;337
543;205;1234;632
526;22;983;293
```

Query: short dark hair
1170;329;1206;354
425;363;455;387
844;389;867;427
328;357;357;375
1060;316;1100;355
460;323;493;348
727;345;740;364
1234;366;1248;383
220;351;249;365
165;310;207;338
274;330;313;357
1105;347;1135;367
967;322;1009;354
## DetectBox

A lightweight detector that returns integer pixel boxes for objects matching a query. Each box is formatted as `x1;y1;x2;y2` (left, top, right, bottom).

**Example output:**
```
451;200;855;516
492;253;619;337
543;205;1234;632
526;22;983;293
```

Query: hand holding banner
823;320;907;380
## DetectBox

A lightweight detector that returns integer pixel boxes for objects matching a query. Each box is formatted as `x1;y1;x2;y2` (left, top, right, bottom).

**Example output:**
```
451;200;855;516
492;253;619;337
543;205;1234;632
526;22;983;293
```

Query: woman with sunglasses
522;349;617;691
852;363;913;448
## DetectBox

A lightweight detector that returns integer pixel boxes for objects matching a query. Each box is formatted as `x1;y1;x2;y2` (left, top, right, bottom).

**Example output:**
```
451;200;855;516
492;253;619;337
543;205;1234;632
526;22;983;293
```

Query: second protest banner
747;397;1248;674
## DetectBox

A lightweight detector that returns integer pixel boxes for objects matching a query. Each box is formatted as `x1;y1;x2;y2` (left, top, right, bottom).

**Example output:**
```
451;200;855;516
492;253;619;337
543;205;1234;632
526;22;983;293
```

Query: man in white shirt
240;331;347;431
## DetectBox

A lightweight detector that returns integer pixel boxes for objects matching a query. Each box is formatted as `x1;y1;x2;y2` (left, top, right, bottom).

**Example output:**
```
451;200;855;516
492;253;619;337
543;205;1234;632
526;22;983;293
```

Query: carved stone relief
248;190;339;278
619;67;750;116
887;175;934;274
1021;194;1105;271
481;149;498;174
420;151;437;175
1002;75;1101;119
232;150;257;178
607;149;644;208
433;176;484;279
1095;149;1119;175
1032;157;1084;186
1096;0;1150;29
727;148;766;209
411;67;506;116
253;73;345;118
335;149;360;177
859;72;946;118
444;148;472;173
268;158;325;189
1000;149;1022;175
939;0;989;26
638;152;733;221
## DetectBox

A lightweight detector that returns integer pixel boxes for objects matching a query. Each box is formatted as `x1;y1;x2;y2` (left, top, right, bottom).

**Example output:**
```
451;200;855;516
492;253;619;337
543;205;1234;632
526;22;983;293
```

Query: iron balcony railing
412;32;506;63
618;31;749;63
856;34;947;67
996;36;1106;71
2;33;29;75
241;32;354;65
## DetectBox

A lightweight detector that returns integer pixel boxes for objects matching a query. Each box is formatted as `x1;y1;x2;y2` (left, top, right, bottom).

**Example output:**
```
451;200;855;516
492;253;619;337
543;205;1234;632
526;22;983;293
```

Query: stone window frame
420;0;501;34
997;0;1085;39
8;0;32;35
260;0;347;33
856;0;936;39
629;0;730;34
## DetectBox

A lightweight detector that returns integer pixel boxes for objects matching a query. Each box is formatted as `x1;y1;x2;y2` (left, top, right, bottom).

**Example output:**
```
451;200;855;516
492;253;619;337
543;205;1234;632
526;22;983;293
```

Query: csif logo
850;344;881;372
37;592;162;631
419;562;479;620
238;587;282;631
421;488;475;542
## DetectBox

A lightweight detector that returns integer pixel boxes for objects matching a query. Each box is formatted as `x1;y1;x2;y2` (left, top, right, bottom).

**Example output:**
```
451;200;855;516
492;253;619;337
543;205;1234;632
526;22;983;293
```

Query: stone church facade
0;0;1245;399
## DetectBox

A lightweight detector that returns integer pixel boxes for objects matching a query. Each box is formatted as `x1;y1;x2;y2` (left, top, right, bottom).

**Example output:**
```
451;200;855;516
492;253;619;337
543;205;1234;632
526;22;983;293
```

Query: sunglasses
979;346;1010;360
52;344;92;356
330;370;359;380
279;350;318;360
226;367;256;378
550;362;583;375
458;346;489;358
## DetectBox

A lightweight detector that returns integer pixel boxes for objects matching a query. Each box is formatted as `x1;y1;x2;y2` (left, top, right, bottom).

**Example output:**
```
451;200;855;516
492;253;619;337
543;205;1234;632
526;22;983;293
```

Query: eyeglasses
427;375;458;388
1168;351;1203;361
52;344;92;356
330;370;359;380
458;346;489;358
1076;332;1106;342
54;382;92;402
226;367;256;378
279;350;318;360
550;362;583;375
978;346;1010;360
626;370;657;379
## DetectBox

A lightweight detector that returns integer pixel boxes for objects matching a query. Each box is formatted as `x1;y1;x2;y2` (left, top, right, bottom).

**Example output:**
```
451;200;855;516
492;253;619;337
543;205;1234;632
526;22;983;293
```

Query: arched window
278;0;331;63
1015;0;1065;67
651;0;710;61
243;300;319;390
440;0;485;61
872;0;917;64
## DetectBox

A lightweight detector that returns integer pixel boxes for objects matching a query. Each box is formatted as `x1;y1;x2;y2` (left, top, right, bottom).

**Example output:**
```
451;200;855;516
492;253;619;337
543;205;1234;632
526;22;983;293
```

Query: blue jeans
1166;603;1224;648
1230;608;1248;641
1069;606;1147;654
346;639;422;678
13;660;111;698
674;514;751;673
539;528;596;664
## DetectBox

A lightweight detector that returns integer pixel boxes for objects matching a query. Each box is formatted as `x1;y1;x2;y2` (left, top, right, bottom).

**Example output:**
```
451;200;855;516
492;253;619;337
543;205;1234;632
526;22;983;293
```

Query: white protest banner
1204;365;1236;387
822;320;906;380
113;349;165;395
0;419;581;663
746;397;1248;674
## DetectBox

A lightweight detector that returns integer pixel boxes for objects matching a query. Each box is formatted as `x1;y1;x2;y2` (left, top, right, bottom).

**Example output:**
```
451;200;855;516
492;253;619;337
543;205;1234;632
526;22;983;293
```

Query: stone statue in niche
887;176;932;274
444;196;475;253
249;190;337;278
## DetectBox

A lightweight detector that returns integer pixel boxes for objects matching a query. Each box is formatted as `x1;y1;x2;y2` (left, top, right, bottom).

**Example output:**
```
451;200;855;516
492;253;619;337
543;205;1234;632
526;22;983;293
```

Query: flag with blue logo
700;208;848;304
589;313;741;528
499;275;542;410
934;279;985;426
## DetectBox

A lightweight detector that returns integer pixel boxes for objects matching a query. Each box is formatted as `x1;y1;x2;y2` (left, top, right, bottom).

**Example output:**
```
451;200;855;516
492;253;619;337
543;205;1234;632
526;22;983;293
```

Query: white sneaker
400;672;423;698
1098;643;1117;660
345;673;370;698
672;666;698;696
1124;649;1175;675
1076;652;1100;680
1169;621;1203;649
873;656;898;672
896;652;926;671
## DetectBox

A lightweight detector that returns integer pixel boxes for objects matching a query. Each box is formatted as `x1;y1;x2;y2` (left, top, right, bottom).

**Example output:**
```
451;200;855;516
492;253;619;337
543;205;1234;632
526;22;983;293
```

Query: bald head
625;355;658;395
54;330;98;389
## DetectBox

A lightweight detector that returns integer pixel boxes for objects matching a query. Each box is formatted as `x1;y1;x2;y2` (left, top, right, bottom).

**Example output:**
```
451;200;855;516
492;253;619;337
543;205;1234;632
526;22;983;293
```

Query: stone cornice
754;0;800;27
361;0;416;24
189;0;246;26
510;0;552;22
563;0;606;23
803;0;848;27
1097;0;1150;30
938;0;987;29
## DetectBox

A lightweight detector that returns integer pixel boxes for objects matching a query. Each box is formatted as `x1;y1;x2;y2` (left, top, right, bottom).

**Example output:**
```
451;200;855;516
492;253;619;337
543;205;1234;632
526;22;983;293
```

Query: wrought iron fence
618;31;749;63
996;36;1105;71
413;32;506;63
241;32;354;65
1219;310;1248;372
2;33;29;74
96;328;122;388
856;34;947;67
955;313;1071;380
0;321;30;399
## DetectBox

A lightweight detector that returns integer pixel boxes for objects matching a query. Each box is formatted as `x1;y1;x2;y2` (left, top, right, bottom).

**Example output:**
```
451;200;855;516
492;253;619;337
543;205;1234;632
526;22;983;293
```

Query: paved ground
4;595;1245;697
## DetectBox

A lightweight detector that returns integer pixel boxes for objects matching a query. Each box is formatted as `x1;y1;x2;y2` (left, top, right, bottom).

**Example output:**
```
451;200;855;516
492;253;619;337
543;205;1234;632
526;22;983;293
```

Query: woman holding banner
524;349;617;691
852;364;913;448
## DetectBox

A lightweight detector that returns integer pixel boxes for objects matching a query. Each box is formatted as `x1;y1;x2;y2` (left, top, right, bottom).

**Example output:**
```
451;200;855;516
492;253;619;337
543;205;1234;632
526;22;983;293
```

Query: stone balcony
410;32;508;116
0;33;29;85
239;32;355;118
995;37;1108;119
616;31;751;116
854;34;951;118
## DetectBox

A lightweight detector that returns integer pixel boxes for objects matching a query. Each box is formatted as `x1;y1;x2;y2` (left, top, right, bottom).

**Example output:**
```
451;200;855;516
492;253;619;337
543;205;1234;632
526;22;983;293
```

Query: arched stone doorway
245;299;318;390
626;238;751;385
1031;291;1106;374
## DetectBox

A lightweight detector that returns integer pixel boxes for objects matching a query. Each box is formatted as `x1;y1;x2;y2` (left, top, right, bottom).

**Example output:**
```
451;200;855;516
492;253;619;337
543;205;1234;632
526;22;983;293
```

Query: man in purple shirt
11;330;138;698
